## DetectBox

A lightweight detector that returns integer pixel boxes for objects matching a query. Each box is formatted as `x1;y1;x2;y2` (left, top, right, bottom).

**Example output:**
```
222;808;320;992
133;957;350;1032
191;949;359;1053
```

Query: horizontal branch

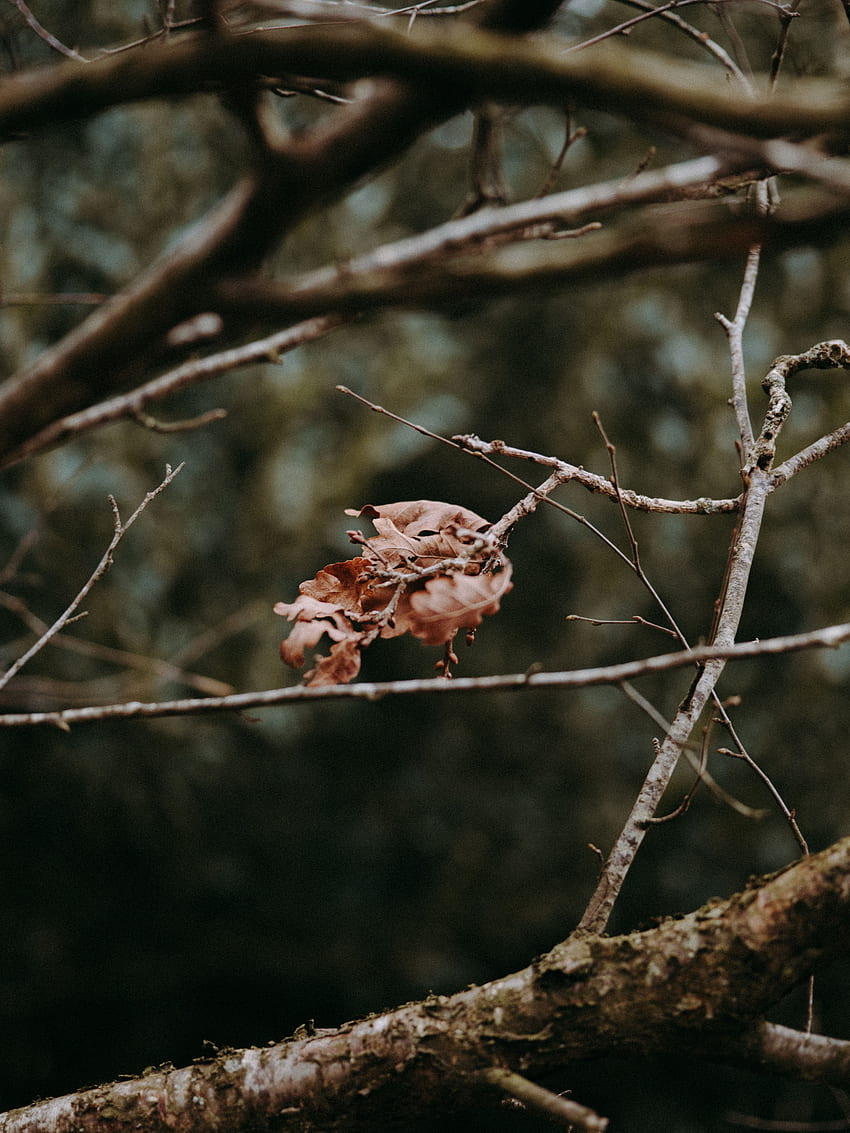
3;837;850;1132
2;23;850;140
215;195;850;324
0;8;566;467
455;434;740;513
2;622;848;728
732;1023;850;1088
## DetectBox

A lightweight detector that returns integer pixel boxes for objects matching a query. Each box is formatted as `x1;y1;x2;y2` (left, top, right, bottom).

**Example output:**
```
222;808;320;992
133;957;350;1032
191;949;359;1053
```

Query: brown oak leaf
346;501;493;568
275;501;512;686
405;564;514;646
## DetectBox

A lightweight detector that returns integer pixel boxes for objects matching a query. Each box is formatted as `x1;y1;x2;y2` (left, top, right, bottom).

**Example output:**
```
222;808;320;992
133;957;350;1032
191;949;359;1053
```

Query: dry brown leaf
406;563;514;646
346;501;493;566
275;501;511;686
303;637;364;687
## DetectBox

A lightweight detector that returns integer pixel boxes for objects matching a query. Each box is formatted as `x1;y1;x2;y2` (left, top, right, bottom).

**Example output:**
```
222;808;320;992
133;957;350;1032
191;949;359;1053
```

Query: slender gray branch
456;434;740;513
576;329;799;935
773;419;850;484
0;622;847;728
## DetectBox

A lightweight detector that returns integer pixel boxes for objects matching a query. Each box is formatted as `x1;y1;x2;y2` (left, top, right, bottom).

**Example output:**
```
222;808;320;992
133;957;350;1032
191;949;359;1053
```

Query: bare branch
576;331;839;932
5;0;87;61
577;409;778;933
611;0;745;79
455;434;741;513
9;316;346;463
0;465;184;696
3;24;850;140
766;340;850;481
479;1068;608;1131
214;198;850;330
0;592;234;698
715;199;765;457
3;839;850;1133
773;420;850;485
0;622;847;728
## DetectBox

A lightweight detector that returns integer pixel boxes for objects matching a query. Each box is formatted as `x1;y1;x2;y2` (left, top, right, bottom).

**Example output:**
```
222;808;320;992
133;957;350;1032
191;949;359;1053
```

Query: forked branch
0;465;184;701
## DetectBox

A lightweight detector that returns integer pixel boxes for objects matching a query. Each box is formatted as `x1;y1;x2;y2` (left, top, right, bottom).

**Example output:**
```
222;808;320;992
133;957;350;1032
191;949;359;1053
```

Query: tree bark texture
3;837;849;1133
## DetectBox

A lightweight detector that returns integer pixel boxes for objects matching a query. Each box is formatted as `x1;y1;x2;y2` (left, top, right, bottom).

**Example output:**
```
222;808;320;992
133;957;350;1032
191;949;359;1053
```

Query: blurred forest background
1;1;849;1129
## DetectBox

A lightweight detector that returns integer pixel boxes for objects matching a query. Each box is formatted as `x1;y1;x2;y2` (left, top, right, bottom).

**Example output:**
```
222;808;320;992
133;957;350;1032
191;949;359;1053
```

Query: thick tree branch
213;194;850;325
0;10;568;467
2;25;850;141
3;16;849;467
3;838;849;1132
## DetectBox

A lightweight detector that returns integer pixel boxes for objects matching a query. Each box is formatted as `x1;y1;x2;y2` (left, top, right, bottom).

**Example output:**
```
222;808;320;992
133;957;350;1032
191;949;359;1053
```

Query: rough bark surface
3;838;849;1133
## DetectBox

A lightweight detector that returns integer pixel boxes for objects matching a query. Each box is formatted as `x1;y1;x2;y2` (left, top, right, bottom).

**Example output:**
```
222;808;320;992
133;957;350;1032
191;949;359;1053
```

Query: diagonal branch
0;465;184;699
0;9;567;468
2;837;849;1133
6;315;347;464
213;197;850;330
575;334;799;934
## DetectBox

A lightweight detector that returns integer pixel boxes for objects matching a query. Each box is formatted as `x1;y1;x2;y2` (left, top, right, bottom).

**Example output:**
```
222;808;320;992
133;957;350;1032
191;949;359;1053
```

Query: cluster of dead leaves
274;500;512;686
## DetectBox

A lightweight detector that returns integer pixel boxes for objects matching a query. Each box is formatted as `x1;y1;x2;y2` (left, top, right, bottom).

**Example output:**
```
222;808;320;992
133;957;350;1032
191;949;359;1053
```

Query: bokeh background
1;2;849;1129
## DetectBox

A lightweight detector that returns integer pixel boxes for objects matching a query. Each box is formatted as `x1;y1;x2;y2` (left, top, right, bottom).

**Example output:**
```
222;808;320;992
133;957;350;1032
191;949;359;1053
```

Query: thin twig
769;0;802;85
13;317;345;463
480;1067;608;1132
133;408;228;433
6;0;87;60
611;0;746;80
339;391;739;514
0;591;233;697
1;622;848;728
535;109;584;198
620;680;768;818
0;465;184;695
